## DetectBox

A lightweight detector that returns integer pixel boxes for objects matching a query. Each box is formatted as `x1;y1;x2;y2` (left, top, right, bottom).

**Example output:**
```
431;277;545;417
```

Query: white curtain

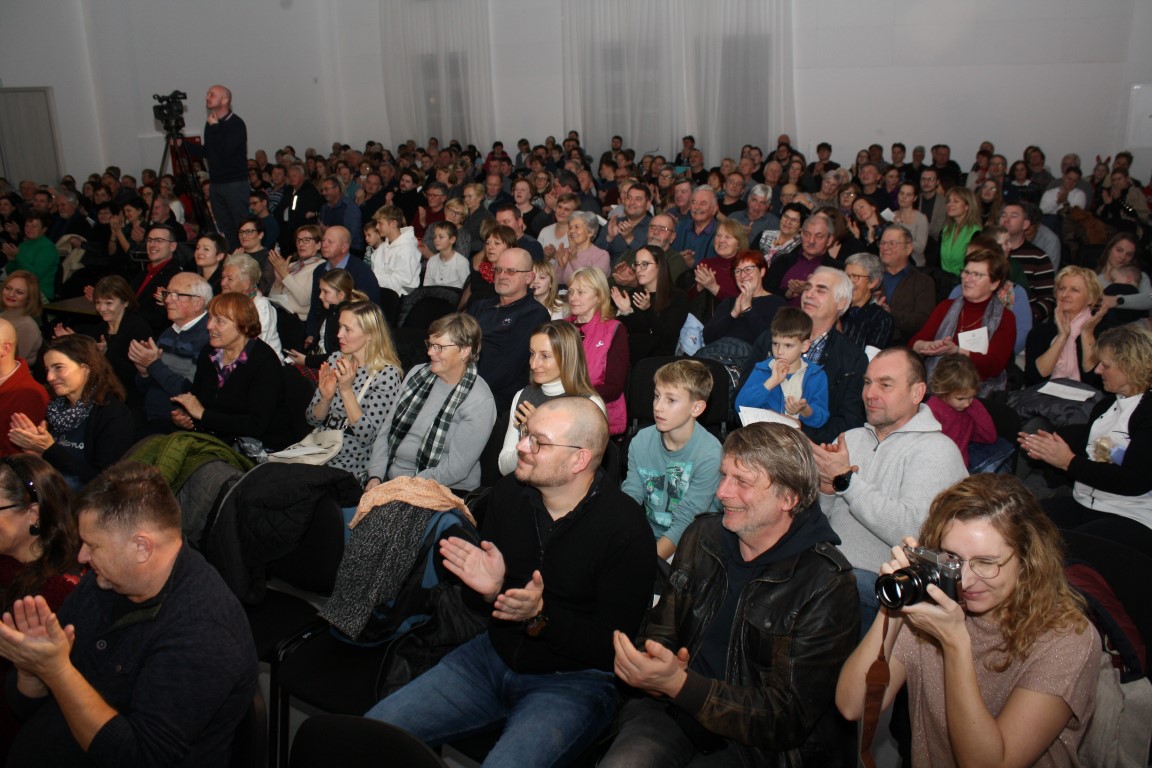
560;0;794;163
378;0;496;147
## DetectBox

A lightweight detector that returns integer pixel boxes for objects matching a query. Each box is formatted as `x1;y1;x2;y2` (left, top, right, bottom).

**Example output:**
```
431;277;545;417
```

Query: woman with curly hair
837;474;1098;768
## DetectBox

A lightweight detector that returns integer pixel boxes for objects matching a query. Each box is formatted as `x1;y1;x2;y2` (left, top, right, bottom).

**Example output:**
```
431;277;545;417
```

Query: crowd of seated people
0;127;1148;766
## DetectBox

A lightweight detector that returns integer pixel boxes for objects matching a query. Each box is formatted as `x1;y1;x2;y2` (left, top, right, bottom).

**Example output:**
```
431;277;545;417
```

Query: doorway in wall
0;88;63;184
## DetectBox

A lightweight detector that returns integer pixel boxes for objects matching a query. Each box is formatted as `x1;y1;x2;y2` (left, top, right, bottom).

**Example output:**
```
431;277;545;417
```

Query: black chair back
289;715;447;768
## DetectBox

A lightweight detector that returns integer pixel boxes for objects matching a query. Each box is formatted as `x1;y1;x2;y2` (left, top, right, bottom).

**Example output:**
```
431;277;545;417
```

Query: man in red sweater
0;319;48;456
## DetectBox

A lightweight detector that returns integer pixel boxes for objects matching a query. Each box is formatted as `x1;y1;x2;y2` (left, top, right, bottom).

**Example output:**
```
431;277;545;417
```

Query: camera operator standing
810;347;967;634
183;85;248;249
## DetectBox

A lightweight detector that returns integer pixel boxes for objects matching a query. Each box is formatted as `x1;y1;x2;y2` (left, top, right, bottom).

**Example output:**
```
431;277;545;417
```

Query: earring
28;522;40;536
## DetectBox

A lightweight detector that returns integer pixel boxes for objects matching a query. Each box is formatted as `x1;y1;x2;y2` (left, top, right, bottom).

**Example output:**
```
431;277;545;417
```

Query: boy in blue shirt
735;307;829;429
622;360;722;559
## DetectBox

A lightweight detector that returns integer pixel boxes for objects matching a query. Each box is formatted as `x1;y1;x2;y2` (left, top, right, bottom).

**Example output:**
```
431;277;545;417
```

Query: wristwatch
832;469;855;493
525;613;549;637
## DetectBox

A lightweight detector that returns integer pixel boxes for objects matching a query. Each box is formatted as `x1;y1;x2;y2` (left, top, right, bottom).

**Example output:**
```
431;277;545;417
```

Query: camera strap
859;612;890;768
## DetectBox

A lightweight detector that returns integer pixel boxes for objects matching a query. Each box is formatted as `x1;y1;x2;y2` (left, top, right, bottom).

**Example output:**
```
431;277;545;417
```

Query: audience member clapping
305;302;403;483
10;335;133;486
566;267;628;434
170;293;293;451
497;320;605;476
365;313;496;492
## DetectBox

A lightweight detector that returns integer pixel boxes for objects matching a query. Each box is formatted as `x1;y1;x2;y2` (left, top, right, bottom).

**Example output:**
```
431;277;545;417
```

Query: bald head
206;85;233;117
538;396;608;468
0;318;16;350
321;226;351;262
0;318;17;375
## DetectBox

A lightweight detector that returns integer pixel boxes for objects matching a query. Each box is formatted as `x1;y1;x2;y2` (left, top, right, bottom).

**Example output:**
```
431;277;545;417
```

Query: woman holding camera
836;474;1098;768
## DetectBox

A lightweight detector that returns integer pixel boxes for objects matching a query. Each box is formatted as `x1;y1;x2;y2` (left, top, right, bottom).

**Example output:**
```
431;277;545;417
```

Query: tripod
158;126;216;238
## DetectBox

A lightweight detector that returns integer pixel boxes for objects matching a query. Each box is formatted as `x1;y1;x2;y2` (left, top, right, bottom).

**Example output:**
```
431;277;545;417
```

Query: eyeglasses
648;224;674;233
0;457;38;506
238;228;258;236
846;273;871;283
296;237;318;243
732;265;760;276
491;267;533;275
425;341;459;354
158;289;200;301
879;239;910;248
633;261;656;271
960;269;989;280
518;425;583;454
145;237;173;245
954;553;1013;580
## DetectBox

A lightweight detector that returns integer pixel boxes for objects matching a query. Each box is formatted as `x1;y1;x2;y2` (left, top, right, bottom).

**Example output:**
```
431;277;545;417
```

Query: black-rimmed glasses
158;289;199;301
517;424;583;454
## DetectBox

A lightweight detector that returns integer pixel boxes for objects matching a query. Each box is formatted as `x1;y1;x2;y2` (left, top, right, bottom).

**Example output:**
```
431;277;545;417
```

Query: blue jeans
968;438;1016;474
854;568;880;641
365;632;619;768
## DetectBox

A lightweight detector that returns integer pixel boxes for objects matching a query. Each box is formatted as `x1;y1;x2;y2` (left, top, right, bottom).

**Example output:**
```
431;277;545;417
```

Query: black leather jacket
645;511;859;767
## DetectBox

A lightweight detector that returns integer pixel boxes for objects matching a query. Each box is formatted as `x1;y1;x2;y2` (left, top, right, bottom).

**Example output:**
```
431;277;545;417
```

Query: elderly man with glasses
876;223;936;344
126;272;212;436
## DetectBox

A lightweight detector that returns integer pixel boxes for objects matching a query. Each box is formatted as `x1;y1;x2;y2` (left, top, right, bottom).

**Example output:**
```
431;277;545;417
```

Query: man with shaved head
303;225;381;342
182;84;248;248
367;396;654;766
467;247;549;410
0;318;48;455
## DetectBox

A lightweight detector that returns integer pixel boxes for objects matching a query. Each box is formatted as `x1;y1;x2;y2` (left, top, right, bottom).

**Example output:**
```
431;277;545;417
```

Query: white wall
489;0;565;148
1;0;1149;181
792;0;1145;175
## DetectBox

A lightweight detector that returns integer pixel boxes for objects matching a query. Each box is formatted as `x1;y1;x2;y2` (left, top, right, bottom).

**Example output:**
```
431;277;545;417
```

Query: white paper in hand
738;406;801;429
1037;381;1098;401
957;326;989;355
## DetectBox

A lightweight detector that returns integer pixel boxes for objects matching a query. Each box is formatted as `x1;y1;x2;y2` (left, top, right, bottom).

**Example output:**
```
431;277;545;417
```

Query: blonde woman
530;261;567;319
306;301;404;483
566;267;628;434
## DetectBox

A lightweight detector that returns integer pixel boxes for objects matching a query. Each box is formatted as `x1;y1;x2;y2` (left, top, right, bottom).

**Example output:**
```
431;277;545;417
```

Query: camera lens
875;565;932;610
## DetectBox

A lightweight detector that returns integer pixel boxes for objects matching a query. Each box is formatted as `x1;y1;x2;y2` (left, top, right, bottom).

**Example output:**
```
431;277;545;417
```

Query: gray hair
812;266;853;317
174;272;214;305
749;184;773;203
223;253;261;290
846;252;882;283
722;423;820;512
569;210;600;239
885;222;913;244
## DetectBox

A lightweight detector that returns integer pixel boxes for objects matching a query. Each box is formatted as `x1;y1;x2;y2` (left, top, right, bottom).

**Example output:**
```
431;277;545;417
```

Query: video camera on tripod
152;90;188;137
151;89;213;240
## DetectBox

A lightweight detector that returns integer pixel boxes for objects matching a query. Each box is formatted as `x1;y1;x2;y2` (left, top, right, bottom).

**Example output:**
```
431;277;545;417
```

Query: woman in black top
10;335;132;487
610;245;689;360
54;275;151;412
171;293;294;451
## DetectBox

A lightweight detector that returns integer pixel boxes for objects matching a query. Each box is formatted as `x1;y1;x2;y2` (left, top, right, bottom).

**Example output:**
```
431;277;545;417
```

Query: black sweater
43;399;134;484
188;339;293;450
482;472;655;674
